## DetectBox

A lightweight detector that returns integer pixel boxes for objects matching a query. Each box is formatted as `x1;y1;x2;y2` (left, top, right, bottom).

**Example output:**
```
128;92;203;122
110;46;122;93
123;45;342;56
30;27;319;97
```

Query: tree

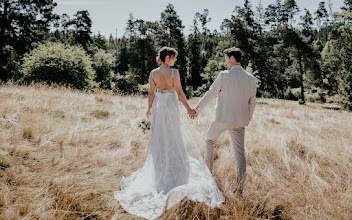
281;27;320;104
0;0;58;81
234;0;256;30
342;0;352;12
125;13;137;38
94;32;107;50
194;59;223;96
196;9;211;37
71;10;92;50
159;4;187;88
299;8;314;41
256;0;265;34
320;40;342;94
337;6;352;109
264;0;288;28
116;36;129;77
315;1;329;41
283;0;300;26
187;17;203;90
195;9;214;71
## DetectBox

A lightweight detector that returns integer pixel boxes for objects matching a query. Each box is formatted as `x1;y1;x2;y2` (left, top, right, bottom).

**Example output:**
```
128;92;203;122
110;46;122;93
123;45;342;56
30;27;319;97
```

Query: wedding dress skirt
114;90;224;219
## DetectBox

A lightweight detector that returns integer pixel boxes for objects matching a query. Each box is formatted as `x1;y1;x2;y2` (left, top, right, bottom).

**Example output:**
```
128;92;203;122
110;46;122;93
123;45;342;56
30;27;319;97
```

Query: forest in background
1;0;352;109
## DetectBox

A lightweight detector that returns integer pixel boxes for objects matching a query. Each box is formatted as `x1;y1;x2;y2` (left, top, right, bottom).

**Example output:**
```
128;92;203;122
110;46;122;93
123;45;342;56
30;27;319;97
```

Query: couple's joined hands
187;108;198;119
147;108;198;119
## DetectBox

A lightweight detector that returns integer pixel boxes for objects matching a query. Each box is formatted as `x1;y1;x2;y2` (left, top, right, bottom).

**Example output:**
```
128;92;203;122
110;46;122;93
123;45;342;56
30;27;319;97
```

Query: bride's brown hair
156;47;178;64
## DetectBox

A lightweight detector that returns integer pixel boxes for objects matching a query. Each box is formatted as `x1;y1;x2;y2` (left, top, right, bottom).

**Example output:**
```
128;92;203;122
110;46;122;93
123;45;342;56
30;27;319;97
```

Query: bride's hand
187;108;197;119
146;109;152;118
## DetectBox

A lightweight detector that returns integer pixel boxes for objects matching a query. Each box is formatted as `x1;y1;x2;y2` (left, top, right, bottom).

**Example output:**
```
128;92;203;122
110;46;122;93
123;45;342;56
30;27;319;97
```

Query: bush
21;42;96;90
92;49;115;89
137;83;149;95
283;88;300;101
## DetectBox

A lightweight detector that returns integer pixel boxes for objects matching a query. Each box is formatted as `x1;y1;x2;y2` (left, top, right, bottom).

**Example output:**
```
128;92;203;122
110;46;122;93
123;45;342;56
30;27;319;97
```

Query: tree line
1;0;352;109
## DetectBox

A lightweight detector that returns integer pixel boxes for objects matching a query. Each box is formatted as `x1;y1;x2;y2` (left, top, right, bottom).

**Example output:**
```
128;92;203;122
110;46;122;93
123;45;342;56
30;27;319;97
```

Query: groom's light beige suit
195;65;256;191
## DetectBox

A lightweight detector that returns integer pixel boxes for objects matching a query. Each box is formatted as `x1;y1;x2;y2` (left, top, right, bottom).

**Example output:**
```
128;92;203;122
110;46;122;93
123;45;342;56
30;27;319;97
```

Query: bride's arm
147;71;156;118
174;69;193;115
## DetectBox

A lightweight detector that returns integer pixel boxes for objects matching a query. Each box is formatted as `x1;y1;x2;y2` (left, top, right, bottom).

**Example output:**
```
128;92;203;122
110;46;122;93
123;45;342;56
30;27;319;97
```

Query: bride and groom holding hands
115;46;256;219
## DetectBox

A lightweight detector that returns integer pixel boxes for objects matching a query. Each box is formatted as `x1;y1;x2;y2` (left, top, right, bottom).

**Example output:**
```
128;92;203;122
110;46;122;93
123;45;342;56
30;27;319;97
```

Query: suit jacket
195;65;256;127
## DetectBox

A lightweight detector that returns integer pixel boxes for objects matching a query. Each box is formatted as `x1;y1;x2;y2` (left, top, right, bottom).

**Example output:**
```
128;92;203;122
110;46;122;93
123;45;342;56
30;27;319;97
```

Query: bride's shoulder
150;67;161;76
152;67;161;72
171;68;180;74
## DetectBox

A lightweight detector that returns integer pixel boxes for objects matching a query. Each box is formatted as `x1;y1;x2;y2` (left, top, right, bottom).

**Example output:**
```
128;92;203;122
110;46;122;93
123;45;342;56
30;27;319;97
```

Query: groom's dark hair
223;47;242;62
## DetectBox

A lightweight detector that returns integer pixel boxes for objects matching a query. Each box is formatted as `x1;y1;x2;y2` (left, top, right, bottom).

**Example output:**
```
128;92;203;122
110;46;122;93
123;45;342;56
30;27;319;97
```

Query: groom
193;47;256;194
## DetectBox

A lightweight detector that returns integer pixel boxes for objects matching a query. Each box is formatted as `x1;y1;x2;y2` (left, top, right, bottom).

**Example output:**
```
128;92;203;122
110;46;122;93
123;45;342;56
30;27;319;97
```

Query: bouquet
138;119;151;133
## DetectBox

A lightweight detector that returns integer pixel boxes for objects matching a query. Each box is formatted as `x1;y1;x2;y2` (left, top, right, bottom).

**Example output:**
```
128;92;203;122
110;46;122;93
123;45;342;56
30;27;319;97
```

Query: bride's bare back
151;66;175;90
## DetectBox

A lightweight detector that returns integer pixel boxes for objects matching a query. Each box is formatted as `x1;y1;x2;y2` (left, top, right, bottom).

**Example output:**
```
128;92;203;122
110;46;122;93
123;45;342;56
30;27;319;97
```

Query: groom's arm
194;72;223;114
248;79;256;122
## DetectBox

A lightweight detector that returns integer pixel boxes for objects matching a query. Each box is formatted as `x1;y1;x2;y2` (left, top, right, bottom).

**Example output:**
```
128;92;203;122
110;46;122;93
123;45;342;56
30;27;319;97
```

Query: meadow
0;84;351;219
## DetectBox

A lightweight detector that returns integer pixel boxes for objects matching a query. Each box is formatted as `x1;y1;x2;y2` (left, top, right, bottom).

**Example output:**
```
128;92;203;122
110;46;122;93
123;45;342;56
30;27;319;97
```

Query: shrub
283;88;300;101
137;83;149;95
21;42;96;90
92;49;116;89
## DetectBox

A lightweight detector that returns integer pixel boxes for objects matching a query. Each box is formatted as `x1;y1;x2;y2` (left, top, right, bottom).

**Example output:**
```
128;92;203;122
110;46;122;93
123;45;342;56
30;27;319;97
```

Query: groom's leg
205;122;226;171
229;127;246;193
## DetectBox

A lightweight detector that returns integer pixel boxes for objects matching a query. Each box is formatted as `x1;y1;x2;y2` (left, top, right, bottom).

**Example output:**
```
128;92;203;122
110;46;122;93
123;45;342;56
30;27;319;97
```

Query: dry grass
0;83;351;219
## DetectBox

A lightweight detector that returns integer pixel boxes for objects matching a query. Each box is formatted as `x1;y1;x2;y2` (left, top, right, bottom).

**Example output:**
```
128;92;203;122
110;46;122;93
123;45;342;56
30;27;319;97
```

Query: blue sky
53;0;345;38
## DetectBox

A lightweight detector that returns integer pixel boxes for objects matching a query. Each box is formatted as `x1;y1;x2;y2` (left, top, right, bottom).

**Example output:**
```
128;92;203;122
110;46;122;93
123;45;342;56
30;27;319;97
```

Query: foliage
92;49;116;89
21;42;96;90
0;0;58;81
194;60;223;96
337;11;352;110
2;0;352;109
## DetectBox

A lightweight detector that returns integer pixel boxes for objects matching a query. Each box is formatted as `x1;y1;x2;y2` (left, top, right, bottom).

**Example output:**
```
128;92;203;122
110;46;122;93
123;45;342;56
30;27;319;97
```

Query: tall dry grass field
0;84;351;219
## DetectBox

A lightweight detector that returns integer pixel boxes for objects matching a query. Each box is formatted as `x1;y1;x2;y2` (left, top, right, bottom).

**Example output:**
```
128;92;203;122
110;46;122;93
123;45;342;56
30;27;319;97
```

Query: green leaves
21;42;96;90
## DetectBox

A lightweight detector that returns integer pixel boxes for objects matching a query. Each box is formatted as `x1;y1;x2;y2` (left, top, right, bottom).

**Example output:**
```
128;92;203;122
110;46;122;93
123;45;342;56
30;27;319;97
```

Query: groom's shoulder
243;69;256;80
219;70;230;76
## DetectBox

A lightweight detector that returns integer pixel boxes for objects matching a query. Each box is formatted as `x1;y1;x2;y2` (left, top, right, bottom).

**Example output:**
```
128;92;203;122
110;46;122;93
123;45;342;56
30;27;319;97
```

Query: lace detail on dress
114;87;224;220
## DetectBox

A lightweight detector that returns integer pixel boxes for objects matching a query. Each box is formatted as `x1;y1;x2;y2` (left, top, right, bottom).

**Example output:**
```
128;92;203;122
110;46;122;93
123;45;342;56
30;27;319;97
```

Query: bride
114;46;224;219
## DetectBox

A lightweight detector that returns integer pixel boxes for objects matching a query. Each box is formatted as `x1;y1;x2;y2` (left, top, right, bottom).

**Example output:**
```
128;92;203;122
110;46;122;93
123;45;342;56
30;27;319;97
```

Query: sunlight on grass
0;83;351;219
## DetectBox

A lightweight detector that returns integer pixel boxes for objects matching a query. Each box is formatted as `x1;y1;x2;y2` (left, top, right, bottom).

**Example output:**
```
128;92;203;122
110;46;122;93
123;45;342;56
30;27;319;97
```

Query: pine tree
187;17;203;90
159;4;187;88
283;0;300;26
0;0;58;81
337;5;352;109
70;10;92;51
315;2;329;41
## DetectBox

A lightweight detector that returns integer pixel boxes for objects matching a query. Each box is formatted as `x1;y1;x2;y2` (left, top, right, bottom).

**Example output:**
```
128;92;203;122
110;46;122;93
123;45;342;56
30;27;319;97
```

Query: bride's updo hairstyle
156;47;178;64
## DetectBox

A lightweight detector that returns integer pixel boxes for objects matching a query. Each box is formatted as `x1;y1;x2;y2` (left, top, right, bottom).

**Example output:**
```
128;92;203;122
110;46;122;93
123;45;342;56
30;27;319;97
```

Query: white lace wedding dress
114;88;224;219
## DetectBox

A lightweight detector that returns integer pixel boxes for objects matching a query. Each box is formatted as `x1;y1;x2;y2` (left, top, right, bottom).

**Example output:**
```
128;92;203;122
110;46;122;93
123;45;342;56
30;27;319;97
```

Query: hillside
0;84;351;219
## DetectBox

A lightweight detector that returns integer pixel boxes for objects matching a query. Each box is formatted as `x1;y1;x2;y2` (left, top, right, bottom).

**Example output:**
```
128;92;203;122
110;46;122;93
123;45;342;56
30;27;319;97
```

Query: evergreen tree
125;13;137;38
337;5;352;109
69;10;92;51
299;9;314;41
187;17;203;90
234;0;256;30
281;27;320;104
315;2;329;41
256;0;265;34
159;4;187;88
0;0;58;81
283;0;300;26
94;32;107;50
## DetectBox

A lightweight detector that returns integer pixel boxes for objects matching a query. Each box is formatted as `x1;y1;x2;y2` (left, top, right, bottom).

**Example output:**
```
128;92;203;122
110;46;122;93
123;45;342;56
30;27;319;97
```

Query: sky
53;0;345;38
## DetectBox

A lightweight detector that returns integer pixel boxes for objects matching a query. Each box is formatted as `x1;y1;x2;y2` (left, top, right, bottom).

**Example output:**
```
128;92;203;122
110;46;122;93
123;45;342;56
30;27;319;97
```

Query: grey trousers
205;122;246;191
